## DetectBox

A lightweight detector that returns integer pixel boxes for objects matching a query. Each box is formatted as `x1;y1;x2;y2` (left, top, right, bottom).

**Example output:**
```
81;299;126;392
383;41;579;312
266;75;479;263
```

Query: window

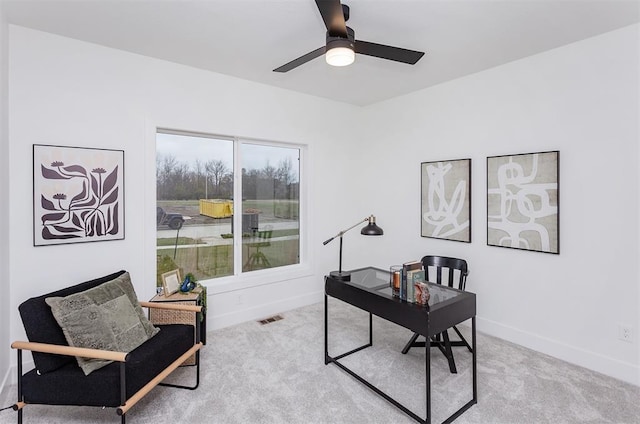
241;143;300;272
156;130;301;285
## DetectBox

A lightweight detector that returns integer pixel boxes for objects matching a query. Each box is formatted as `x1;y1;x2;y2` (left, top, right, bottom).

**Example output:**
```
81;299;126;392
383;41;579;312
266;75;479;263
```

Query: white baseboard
477;316;640;386
212;298;640;386
1;366;11;396
3;303;635;395
1;359;34;392
209;290;324;331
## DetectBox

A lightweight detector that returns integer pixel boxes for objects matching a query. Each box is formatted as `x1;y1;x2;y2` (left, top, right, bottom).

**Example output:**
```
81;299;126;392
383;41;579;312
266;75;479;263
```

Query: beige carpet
1;298;638;423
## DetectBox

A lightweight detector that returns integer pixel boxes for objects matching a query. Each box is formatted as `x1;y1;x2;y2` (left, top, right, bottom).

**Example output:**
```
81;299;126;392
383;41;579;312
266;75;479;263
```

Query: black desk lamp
323;215;383;281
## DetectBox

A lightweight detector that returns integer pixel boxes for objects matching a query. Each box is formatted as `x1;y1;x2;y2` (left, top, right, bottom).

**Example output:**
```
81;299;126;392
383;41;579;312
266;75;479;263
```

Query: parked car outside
156;206;185;230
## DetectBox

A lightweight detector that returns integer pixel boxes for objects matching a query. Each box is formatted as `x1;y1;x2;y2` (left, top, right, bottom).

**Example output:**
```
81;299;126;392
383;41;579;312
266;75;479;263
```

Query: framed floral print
33;144;125;246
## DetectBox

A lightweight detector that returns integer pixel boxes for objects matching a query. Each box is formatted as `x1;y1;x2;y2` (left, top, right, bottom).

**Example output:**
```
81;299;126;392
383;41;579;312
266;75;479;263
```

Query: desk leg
425;335;431;424
324;294;329;365
326;290;475;424
441;317;478;424
472;316;477;403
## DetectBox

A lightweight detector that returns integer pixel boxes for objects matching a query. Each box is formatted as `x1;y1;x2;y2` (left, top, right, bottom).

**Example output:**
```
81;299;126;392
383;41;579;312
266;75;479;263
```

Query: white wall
3;22;639;390
0;6;10;391
6;25;363;374
358;24;640;385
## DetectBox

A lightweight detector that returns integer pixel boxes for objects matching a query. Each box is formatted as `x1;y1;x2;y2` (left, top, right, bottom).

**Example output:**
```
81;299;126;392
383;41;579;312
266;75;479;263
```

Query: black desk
324;267;477;424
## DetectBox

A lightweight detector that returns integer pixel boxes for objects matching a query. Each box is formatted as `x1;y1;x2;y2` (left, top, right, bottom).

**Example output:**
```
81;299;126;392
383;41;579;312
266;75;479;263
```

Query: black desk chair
401;255;471;373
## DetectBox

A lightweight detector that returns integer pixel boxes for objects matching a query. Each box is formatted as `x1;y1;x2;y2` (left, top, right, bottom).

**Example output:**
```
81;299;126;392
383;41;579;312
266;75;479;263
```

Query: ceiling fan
273;0;425;72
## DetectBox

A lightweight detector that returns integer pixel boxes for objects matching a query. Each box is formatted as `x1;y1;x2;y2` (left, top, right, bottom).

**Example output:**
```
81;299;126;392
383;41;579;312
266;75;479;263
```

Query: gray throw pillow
45;272;159;375
95;272;159;340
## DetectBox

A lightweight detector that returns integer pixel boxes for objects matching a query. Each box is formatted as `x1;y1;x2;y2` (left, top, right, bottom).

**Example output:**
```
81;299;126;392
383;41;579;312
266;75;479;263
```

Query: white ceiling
2;0;639;106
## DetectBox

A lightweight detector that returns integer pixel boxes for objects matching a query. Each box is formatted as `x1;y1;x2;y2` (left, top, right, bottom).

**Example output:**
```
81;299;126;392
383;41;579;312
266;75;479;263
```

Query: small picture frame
161;269;181;296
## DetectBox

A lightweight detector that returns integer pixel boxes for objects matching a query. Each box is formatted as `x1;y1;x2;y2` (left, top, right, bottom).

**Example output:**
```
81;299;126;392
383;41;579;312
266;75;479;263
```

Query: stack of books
398;260;428;304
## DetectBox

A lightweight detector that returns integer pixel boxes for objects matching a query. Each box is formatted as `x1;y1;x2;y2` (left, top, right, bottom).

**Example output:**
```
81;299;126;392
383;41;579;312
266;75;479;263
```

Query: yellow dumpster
199;199;233;218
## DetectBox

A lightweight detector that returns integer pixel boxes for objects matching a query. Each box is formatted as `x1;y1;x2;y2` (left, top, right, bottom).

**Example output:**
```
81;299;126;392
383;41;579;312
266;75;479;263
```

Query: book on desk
401;260;423;302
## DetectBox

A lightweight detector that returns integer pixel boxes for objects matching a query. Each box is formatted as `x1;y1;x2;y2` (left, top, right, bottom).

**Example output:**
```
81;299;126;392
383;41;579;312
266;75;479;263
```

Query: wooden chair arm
139;301;202;313
11;341;128;362
117;342;203;416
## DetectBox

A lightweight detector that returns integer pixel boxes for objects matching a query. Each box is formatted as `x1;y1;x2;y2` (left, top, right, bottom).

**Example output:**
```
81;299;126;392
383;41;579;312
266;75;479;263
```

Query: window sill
200;263;314;295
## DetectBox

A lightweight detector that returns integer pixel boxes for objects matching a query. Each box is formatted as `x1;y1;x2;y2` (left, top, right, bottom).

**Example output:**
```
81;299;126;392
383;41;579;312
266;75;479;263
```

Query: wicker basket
149;293;201;366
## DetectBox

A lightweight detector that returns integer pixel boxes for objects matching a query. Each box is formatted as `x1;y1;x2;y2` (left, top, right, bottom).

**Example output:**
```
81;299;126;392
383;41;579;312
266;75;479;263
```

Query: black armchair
401;256;471;373
11;270;203;423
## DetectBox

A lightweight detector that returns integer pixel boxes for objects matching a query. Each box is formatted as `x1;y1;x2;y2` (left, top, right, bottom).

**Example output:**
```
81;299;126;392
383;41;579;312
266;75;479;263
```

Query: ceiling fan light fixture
326;46;355;66
325;38;355;67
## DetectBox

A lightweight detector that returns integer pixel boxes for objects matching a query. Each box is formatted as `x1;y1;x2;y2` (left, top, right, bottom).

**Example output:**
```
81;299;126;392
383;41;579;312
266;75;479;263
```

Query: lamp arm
322;217;369;245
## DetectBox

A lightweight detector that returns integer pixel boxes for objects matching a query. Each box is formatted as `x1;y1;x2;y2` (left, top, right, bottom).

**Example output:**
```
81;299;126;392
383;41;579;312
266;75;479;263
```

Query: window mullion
233;138;243;275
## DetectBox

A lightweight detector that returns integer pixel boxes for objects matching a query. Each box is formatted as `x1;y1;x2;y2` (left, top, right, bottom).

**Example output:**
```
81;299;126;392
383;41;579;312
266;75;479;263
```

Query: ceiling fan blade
273;46;326;73
315;0;348;38
355;40;425;65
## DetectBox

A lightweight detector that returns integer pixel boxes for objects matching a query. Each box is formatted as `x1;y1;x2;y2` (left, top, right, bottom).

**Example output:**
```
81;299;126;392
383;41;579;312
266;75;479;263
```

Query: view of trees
156;155;298;201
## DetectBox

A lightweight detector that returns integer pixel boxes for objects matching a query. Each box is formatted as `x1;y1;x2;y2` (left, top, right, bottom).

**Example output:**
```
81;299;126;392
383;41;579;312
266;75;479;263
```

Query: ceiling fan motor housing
326;26;355;51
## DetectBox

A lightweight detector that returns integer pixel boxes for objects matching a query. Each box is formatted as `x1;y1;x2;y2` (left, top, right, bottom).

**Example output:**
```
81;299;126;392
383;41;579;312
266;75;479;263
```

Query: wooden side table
149;287;207;365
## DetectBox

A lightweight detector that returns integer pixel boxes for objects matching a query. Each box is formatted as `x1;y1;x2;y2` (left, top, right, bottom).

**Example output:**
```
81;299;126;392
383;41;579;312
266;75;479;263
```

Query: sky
156;132;299;175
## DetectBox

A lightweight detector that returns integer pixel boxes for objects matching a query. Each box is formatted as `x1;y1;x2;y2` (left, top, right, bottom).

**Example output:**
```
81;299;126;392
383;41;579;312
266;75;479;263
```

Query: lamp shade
324;215;383;282
361;215;383;236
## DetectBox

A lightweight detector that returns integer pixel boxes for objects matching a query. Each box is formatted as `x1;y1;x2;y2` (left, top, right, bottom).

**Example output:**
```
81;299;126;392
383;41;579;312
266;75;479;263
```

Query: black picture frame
486;150;559;254
33;144;125;246
421;158;471;243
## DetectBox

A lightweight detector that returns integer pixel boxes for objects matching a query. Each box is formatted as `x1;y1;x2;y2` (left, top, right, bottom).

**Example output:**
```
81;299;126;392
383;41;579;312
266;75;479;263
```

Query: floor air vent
258;315;283;325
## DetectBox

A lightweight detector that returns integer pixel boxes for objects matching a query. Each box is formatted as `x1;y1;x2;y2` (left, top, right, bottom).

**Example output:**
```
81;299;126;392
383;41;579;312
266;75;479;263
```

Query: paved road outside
157;202;299;248
157;219;298;247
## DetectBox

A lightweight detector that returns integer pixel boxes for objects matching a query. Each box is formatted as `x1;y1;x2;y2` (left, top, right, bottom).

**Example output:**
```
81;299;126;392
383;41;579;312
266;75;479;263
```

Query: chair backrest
258;229;272;240
18;270;127;374
421;256;469;291
255;226;273;247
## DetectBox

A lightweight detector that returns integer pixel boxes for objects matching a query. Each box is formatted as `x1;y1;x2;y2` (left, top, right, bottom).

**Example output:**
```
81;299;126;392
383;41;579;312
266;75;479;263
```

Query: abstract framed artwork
33;144;125;246
421;158;471;243
487;150;559;254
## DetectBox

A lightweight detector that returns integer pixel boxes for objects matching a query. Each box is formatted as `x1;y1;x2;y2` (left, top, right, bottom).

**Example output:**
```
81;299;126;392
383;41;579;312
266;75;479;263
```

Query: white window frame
155;128;310;295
